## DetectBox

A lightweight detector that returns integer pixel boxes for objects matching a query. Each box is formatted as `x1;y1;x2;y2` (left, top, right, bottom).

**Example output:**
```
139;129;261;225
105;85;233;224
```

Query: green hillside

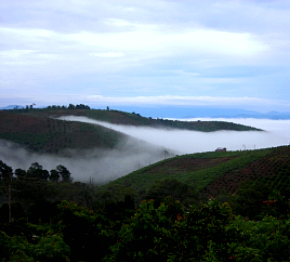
84;109;262;131
0;110;126;153
0;106;261;153
105;145;290;201
6;106;261;132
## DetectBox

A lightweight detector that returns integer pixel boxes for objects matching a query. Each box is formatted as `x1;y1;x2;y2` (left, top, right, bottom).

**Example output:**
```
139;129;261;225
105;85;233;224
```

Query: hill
0;110;127;153
105;145;290;201
64;108;262;131
0;107;261;153
4;106;262;130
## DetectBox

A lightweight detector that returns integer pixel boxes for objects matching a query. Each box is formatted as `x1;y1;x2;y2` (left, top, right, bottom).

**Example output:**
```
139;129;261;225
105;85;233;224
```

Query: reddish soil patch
0;111;47;133
149;157;235;173
204;147;290;196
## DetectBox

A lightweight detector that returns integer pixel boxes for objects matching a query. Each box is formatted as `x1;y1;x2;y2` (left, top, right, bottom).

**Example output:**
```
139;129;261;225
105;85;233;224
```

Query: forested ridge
1;145;290;261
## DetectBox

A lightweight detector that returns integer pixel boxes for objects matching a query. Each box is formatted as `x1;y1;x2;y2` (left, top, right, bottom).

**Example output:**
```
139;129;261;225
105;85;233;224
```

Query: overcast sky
1;0;290;112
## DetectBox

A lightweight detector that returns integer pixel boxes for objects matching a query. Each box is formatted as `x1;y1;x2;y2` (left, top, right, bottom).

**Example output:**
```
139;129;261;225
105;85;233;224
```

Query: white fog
59;116;290;153
1;116;289;183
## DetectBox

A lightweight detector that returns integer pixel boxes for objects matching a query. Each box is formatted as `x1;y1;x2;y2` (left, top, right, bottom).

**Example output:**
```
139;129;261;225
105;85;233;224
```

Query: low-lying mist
59;116;290;153
0;137;174;184
1;116;289;184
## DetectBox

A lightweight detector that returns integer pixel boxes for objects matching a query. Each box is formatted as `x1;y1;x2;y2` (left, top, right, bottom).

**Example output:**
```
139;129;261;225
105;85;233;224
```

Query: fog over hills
0;114;289;183
59;116;290;153
0;137;174;184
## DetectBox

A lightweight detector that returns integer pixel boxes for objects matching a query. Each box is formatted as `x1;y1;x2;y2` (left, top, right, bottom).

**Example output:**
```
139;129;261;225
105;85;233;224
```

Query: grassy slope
106;145;290;198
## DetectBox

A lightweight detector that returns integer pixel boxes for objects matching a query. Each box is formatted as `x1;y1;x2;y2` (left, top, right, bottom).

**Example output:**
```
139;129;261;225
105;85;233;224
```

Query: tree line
0;160;71;183
11;103;91;111
46;104;91;110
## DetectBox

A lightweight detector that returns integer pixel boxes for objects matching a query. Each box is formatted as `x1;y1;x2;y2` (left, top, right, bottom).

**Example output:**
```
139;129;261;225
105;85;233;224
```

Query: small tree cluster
46;104;90;110
1;160;71;182
68;104;90;110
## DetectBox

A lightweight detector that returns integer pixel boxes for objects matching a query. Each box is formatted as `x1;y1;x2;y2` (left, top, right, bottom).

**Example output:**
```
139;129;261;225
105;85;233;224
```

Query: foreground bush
0;226;70;262
104;197;236;261
0;196;289;261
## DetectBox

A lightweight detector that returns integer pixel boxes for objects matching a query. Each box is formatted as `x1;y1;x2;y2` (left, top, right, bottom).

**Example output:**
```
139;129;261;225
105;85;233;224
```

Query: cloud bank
59;116;290;153
1;0;290;112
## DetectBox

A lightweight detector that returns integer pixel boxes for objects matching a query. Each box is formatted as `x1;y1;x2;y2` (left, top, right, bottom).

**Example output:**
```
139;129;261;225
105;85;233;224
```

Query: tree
68;104;75;109
0;160;12;181
49;169;60;182
27;162;49;180
0;160;13;222
14;168;26;179
75;104;90;109
41;170;50;180
56;165;71;182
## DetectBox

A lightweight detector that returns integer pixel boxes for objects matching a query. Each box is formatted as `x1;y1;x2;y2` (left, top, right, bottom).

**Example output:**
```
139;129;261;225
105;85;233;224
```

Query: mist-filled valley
0;137;174;184
1;114;289;183
59;116;290;153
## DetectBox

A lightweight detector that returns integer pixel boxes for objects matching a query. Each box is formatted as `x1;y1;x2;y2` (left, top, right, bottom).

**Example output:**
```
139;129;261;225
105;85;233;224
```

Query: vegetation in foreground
0;191;289;261
1;145;290;261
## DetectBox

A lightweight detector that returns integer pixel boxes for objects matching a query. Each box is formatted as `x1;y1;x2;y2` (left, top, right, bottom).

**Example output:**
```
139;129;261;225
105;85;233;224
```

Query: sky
1;0;290;113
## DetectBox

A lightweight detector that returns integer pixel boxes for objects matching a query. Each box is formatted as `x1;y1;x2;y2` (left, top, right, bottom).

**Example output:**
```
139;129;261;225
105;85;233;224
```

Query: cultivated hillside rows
110;145;290;200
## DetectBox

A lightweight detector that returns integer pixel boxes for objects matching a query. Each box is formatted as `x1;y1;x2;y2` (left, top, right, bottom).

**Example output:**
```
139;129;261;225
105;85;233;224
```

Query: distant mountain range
110;106;290;120
0;105;25;110
1;105;289;119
